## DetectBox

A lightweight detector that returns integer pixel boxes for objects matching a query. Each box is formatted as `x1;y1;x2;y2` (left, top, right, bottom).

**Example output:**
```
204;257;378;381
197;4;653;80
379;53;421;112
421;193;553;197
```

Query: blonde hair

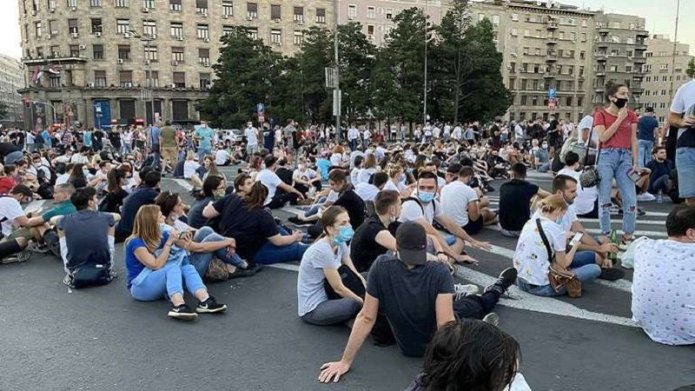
128;205;162;253
386;163;403;179
364;154;377;169
186;151;195;160
538;194;568;215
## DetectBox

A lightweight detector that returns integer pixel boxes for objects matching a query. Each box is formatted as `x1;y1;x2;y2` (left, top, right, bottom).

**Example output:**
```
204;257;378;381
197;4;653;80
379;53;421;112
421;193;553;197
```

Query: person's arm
436;214;490;250
630;122;639;171
668;112;695;129
278;182;305;199
374;230;396;251
435;293;456;327
267;230;303;246
202;202;220;219
25;215;46;227
318;294;379;383
598;109;627;143
133;233;177;270
324;267;363;304
467;200;480;221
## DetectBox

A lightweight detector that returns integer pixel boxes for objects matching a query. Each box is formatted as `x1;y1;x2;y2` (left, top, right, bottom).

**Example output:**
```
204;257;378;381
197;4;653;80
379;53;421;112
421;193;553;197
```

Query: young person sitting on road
557;151;599;218
14;183;76;254
125;205;226;320
306;169;366;238
99;167;129;214
297;206;365;326
498;163;550;237
187;175;226;229
644;146;674;199
354;172;389;203
0;185;33;263
115;168;161;242
440;166;497;236
257;155;305;209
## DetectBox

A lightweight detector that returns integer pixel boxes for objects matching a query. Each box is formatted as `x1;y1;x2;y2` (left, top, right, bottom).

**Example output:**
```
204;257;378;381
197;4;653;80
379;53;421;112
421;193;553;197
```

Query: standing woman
593;82;639;246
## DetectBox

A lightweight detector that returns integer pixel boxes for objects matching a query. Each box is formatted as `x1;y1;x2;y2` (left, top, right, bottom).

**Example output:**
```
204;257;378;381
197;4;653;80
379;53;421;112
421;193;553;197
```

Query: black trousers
266;192;299;209
453;290;500;320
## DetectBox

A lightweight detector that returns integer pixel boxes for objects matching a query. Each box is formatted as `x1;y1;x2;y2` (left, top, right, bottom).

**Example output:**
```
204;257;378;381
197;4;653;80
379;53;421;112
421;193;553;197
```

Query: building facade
641;35;693;123
0;54;24;127
591;13;648;108
18;0;334;128
470;0;596;122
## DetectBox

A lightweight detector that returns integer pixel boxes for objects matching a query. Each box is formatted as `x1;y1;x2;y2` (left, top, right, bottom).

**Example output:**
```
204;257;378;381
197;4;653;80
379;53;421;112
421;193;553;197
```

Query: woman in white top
513;194;601;297
382;163;411;197
356;154;378;185
329;145;346;168
183;151;200;179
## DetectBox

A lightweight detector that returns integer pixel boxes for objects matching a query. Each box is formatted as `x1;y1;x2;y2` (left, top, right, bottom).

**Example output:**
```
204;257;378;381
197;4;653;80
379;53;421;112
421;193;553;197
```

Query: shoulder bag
536;219;582;298
579;111;604;188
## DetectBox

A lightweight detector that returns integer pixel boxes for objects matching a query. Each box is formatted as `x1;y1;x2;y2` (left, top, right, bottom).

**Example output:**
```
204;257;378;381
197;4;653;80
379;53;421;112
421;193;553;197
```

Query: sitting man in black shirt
318;221;517;382
498;163;550;237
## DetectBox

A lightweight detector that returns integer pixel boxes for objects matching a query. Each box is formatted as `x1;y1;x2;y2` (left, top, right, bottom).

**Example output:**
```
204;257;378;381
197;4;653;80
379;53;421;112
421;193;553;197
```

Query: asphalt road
0;167;693;391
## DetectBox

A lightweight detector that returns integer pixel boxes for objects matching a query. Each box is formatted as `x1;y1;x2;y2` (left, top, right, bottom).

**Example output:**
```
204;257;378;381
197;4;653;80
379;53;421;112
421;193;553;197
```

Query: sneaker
63;274;74;288
482;312;500;327
484;267;518;296
636;192;656;202
196;296;227;314
454;284;479;300
168;304;198;320
599;267;625;281
288;216;313;227
228;263;263;279
30;243;50;254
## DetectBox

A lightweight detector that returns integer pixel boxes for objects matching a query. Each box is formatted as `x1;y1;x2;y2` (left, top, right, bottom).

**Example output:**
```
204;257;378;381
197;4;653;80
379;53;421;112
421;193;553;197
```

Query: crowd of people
0;78;693;389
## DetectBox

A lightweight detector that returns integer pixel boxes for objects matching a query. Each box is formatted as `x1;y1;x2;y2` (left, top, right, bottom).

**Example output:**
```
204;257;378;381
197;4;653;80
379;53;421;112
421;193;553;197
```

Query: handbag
536;219;582;298
559;132;588;164
204;257;232;282
579;111;603;188
69;263;113;289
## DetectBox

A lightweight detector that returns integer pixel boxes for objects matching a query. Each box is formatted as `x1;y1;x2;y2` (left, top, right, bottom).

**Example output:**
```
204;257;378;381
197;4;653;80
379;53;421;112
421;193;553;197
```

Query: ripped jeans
597;148;636;235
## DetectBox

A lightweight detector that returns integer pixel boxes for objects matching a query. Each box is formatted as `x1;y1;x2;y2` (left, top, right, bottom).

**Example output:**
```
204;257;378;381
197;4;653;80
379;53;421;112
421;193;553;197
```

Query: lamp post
668;0;680;103
127;30;156;125
333;0;341;142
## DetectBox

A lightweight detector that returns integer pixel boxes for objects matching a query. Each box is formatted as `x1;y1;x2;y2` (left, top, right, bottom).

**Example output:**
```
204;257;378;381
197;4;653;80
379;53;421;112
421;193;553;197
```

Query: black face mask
614;98;628;109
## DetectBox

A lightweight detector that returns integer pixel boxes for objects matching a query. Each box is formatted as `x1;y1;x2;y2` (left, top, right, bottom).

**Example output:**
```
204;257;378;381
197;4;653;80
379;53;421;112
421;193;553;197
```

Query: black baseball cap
395;221;427;266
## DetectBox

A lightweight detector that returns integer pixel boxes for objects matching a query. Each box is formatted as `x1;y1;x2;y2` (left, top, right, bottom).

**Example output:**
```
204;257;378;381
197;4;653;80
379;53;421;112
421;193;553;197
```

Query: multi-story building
18;0;334;128
0;54;24;127
470;0;596;122
641;35;693;123
591;13;649;107
336;0;445;46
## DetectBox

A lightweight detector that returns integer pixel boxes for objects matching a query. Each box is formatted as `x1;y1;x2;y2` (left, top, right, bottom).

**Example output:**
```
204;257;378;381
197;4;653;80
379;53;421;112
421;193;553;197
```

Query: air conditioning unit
204;64;210;68
247;16;253;21
171;60;178;66
145;60;150;65
118;59;124;64
96;32;101;37
298;20;304;25
49;8;55;13
142;7;149;12
71;6;76;11
222;14;229;19
71;32;78;38
273;19;280;23
79;44;86;50
204;38;210;43
170;83;176;88
88;82;94;87
177;36;184;41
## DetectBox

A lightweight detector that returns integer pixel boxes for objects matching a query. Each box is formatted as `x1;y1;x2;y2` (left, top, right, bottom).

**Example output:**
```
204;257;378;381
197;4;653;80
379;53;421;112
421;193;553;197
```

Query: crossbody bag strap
593;110;607;166
535;218;553;263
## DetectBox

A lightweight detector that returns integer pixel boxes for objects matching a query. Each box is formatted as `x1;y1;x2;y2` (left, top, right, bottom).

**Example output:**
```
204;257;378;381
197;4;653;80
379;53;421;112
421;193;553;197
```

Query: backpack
402;196;436;216
66;263;113;289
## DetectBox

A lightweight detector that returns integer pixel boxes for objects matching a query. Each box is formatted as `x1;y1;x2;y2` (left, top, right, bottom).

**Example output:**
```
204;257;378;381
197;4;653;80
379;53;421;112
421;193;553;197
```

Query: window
196;0;207;14
170;22;183;38
367;24;374;38
645;90;650;96
511;28;517;36
661;89;667;96
558;31;564;40
566;97;572;106
198;48;210;65
200;73;211;90
316;8;325;23
246;27;258;39
94;70;106;87
293;30;303;45
147;70;158;87
197;24;209;40
173;71;185;88
348;5;357;20
118;45;131;60
626;50;633;57
119;70;133;87
68;19;78;34
50;45;60;57
91;18;102;33
625;65;632;73
531;96;538;106
145;46;158;62
570;32;576;41
90;0;102;6
385;9;393;20
367;6;375;19
67;0;76;6
171;46;184;62
293;6;303;22
271;4;281;20
222;25;233;36
610;65;618;72
48;0;57;10
270;28;281;45
524;29;530;37
115;0;128;7
116;19;130;35
169;0;181;11
93;44;104;59
69;44;79;57
34;21;42;37
662;75;668;81
143;0;155;9
246;2;257;19
492;15;500;26
49;20;58;35
143;20;157;37
511;13;518;21
36;47;44;58
520;95;527;105
49;74;61;87
222;0;233;16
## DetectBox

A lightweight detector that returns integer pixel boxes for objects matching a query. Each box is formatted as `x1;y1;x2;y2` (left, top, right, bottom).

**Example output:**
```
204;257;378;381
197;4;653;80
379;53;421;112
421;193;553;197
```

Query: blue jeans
188;226;246;276
197;147;212;162
517;263;601;297
121;143;132;156
129;261;206;301
348;139;357;151
537;162;550;173
597;148;636;235
305;196;328;217
253;227;308;264
638;140;654;168
648;174;670;195
152;145;161;171
676;147;695;199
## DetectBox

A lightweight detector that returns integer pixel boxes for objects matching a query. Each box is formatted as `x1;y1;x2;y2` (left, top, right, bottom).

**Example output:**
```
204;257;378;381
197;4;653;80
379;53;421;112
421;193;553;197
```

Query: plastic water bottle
656;190;663;204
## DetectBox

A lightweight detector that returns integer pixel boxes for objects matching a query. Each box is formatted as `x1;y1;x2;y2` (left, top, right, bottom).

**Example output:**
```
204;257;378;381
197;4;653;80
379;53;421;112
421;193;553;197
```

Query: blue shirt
41;130;52;147
149;126;160;146
83;131;92;147
195;126;214;150
637;115;659;141
316;159;331;180
125;230;170;289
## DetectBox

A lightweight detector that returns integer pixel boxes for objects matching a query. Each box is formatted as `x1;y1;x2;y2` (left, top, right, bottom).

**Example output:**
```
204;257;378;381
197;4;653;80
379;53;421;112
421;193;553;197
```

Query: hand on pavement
471;240;492;251
318;361;350;383
455;254;479;265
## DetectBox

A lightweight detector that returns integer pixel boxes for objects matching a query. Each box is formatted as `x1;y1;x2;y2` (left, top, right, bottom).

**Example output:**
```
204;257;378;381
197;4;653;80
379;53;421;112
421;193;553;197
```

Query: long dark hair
421;320;521;391
201;175;224;199
243;181;268;211
155;191;179;218
107;167;126;193
320;206;348;236
605;81;626;103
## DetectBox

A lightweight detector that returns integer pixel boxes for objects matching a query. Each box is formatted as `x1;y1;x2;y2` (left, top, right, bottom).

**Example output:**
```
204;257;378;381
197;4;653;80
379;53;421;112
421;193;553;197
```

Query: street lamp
127;30;156;125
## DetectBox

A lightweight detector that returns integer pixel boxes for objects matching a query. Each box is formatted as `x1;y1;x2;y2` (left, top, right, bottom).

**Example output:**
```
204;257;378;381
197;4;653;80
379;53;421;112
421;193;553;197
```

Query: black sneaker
168;304;198;320
197;296;227;314
484;267;518;296
288;216;313;227
599;267;625;281
228;263;263;279
30;243;50;254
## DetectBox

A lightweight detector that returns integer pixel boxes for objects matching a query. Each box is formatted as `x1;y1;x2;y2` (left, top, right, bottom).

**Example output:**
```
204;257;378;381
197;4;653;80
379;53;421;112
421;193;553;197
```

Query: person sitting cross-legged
51;187;119;288
0;185;33;264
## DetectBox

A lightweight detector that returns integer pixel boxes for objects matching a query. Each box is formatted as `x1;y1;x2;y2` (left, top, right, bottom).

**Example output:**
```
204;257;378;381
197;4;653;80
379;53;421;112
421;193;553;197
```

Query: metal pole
423;5;428;125
333;0;340;142
668;0;680;103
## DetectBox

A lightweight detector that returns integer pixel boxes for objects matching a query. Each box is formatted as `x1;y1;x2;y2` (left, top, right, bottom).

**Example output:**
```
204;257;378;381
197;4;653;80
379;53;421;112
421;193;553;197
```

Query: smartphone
570;232;584;246
628;169;641;183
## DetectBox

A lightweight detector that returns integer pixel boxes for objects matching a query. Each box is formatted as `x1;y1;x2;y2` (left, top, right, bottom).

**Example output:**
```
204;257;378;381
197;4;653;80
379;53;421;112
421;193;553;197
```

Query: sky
0;0;691;59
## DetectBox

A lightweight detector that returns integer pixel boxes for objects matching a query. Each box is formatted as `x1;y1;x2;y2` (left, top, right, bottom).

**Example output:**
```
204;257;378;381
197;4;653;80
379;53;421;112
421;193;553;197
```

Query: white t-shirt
557;168;597;216
55;173;70;185
513;216;566;286
0;197;25;237
297;240;348;316
531;204;577;233
329;153;343;167
293;168;318;183
256;168;282;205
399;198;443;225
184;161;200;179
215;149;231;165
354;182;379;202
244;127;258;146
632;238;695;345
382;180;404;193
349;150;365;169
670;79;695;115
347;127;359;141
440;181;478;227
356;167;376;185
70;154;89;164
363;130;371;140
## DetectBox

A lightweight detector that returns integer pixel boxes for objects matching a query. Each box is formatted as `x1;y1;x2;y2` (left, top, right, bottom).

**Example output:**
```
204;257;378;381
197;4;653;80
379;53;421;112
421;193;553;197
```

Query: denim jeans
516;263;601;297
305;196;328;217
648;174;670;195
676;147;695;199
348;139;357;151
188;226;246;276
638;140;654;168
129;261;206;301
197;147;212;162
537;162;550;173
597;148;636;235
253;229;309;265
121;143;132;156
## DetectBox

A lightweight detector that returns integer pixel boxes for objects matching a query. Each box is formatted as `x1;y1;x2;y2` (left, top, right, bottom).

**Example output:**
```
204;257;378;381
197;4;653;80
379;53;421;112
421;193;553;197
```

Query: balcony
633;56;646;64
631;87;644;95
634;43;647;51
543;71;557;79
594;86;605;93
596;53;607;62
546;21;558;30
545;52;558;62
635;29;649;38
596;69;606;77
598;27;609;35
546;36;558;45
597;41;609;49
632;72;644;80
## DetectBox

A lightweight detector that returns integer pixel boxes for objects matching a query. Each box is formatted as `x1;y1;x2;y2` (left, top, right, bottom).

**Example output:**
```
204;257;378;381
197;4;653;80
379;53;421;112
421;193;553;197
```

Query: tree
197;27;283;127
687;57;695;79
337;23;377;123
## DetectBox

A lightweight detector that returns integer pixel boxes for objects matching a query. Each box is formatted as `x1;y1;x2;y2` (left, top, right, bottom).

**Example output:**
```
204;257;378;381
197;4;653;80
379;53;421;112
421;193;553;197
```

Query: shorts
462;217;484;235
0;239;23;259
676;147;695;198
8;227;33;241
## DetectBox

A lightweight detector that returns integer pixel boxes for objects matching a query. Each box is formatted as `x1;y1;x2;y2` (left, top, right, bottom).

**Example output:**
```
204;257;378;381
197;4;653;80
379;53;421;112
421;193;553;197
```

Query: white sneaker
454;284;479;300
636;192;656;202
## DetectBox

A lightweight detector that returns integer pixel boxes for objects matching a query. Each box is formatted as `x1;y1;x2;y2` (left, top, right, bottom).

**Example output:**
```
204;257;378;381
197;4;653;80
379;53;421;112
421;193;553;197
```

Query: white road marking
167;178;193;191
484;223;666;238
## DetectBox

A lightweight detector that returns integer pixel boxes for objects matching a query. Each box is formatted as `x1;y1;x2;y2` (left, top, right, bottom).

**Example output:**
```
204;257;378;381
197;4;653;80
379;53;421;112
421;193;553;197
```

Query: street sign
332;89;341;117
325;67;338;88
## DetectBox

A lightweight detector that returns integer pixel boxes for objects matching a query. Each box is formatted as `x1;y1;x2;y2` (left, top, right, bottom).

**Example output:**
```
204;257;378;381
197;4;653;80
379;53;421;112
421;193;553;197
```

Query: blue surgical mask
334;225;354;245
418;191;435;203
555;216;563;225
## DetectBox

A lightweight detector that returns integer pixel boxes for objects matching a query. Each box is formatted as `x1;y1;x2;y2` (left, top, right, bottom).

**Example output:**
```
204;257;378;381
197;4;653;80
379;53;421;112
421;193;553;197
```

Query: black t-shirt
187;196;213;229
116;186;159;237
93;130;104;143
275;167;293;186
367;255;454;357
108;130;121;148
676;128;695;148
0;143;21;157
212;193;279;260
498;179;539;231
99;189;129;213
333;189;365;230
350;216;389;272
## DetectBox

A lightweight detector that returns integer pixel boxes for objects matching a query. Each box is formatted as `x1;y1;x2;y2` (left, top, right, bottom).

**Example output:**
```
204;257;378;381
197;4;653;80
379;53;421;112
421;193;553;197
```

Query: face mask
214;190;226;199
333;225;354;245
541;143;548;149
614;98;628;109
418;191;435;203
555;216;563;225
